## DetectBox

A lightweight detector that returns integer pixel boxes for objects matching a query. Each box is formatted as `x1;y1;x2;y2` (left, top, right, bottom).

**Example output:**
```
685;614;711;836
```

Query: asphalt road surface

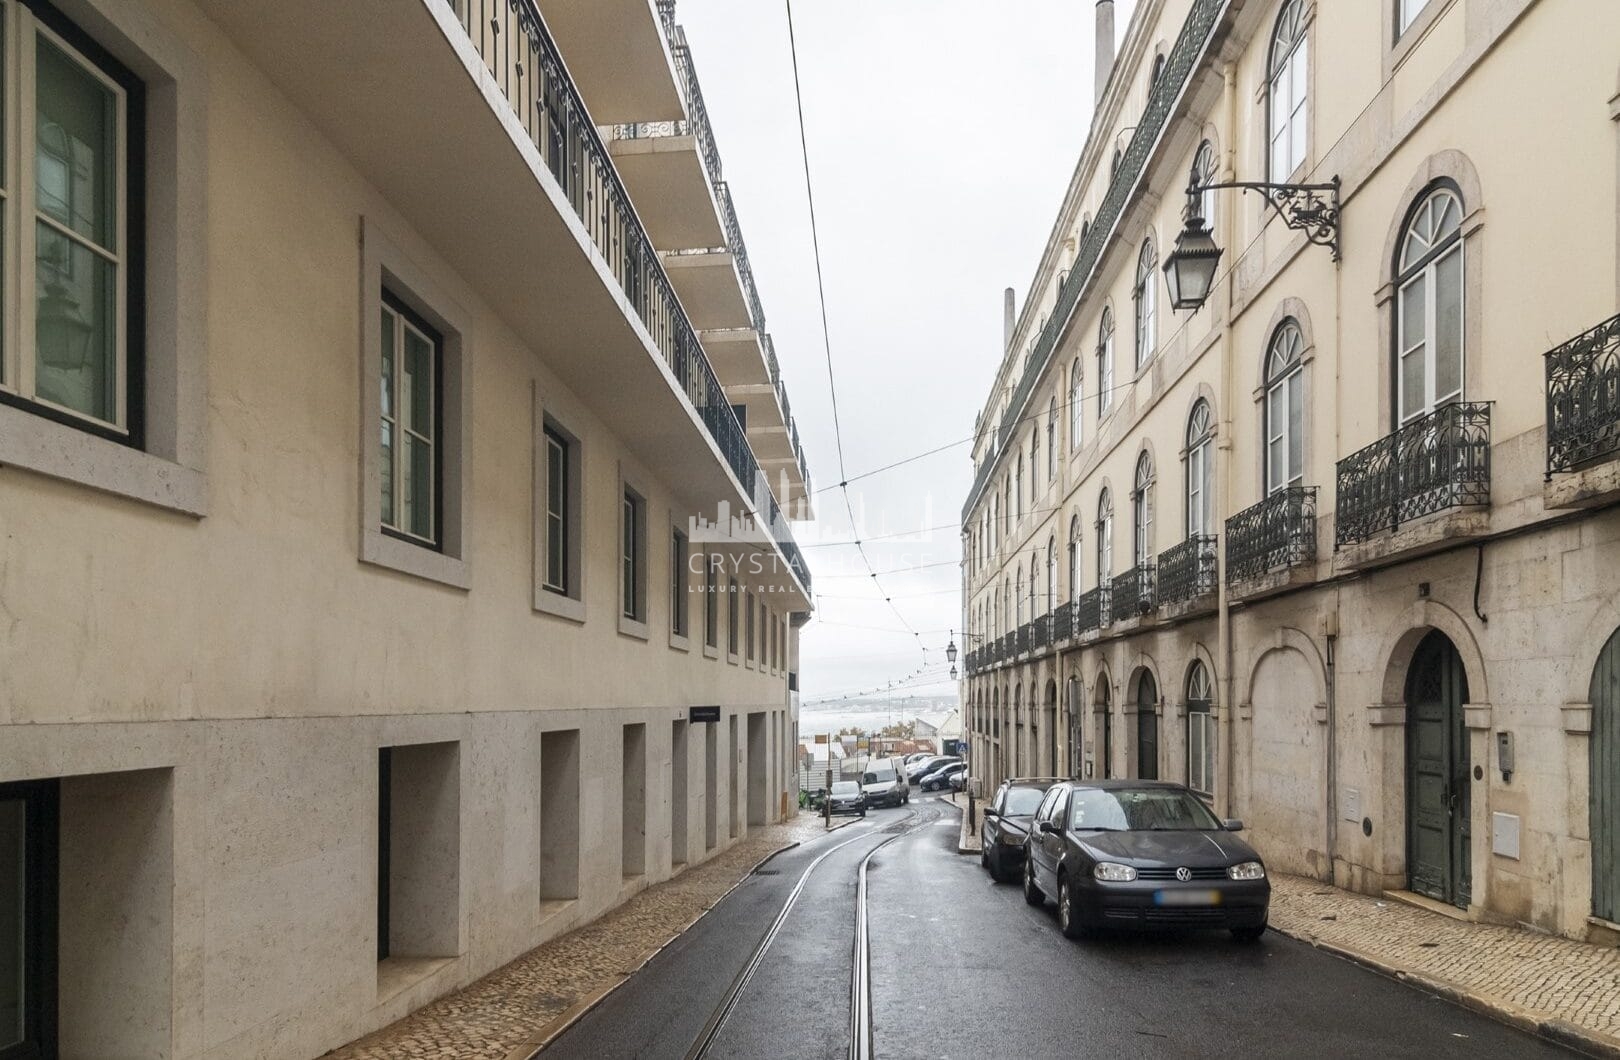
542;795;1568;1059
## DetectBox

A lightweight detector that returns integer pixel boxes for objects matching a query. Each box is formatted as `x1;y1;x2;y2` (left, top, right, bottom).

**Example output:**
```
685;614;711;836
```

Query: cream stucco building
0;0;815;1056
961;0;1620;946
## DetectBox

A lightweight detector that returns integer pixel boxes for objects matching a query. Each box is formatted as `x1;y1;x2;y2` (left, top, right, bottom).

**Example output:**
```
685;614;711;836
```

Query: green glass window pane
1401;350;1426;421
403;326;433;440
36;38;116;248
1401;277;1426;350
0;800;24;1049
34;223;115;422
1288;374;1303;482
380;308;394;420
407;435;433;540
379;420;394;527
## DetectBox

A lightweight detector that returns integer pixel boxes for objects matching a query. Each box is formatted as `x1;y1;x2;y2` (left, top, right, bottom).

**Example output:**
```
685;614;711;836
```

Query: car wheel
979;846;989;870
1058;873;1092;940
987;846;1003;883
1022;857;1045;906
1231;924;1266;944
860;809;867;818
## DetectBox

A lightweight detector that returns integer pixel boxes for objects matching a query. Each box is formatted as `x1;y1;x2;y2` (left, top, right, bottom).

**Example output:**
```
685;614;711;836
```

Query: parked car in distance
948;769;969;793
906;755;958;785
903;752;934;768
921;762;967;791
861;760;910;808
828;780;867;817
1020;780;1270;942
914;757;962;788
980;778;1062;883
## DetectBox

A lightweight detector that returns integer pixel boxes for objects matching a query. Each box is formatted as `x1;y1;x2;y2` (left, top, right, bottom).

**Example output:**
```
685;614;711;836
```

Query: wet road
543;795;1568;1059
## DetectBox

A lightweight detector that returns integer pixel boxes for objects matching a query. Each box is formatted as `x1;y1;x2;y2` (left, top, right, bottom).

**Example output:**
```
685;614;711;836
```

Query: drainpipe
1218;61;1239;820
1325;608;1340;884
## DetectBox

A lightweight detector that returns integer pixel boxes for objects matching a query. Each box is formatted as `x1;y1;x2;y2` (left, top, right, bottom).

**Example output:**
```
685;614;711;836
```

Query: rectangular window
0;780;57;1059
380;294;441;547
704;555;718;649
745;591;756;662
1188;709;1215;796
543;426;569;594
727;578;739;655
0;3;143;441
670;529;688;638
1398;0;1430;35
621;489;644;622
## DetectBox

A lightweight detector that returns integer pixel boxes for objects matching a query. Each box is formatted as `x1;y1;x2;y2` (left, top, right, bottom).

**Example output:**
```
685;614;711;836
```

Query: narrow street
545;797;1567;1059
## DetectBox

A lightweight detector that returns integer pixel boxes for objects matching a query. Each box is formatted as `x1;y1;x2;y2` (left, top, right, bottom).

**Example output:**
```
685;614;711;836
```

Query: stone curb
1272;926;1620;1059
503;821;855;1059
946;795;981;855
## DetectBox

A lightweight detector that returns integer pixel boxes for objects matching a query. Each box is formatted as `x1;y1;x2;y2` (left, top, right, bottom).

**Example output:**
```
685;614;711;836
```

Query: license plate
1154;889;1222;906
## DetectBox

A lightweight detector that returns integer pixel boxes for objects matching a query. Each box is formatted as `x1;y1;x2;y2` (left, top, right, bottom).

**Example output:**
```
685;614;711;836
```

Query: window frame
727;576;740;660
1264;322;1306;493
618;483;648;635
1397;0;1431;37
1132;451;1154;565
1068;357;1083;451
1046;397;1057;479
1097;308;1114;415
744;589;756;664
1192;139;1218;230
1267;0;1309;183
669;526;689;644
1096;489;1113;587
1067;514;1080;600
703;552;719;654
1185;661;1214;797
378;291;443;551
0;0;144;445
1133;240;1157;371
1394;184;1465;425
1185;401;1214;538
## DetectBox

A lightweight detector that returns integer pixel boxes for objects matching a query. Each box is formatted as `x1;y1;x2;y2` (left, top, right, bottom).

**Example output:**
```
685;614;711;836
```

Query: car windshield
1068;788;1223;831
831;781;860;795
863;769;896;784
1001;787;1047;816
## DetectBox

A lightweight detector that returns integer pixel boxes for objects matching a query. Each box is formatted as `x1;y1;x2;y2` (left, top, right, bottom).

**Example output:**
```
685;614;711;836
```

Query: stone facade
960;0;1620;946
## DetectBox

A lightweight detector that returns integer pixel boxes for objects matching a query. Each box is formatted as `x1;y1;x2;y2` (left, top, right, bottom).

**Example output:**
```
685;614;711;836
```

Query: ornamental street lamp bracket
1164;173;1341;312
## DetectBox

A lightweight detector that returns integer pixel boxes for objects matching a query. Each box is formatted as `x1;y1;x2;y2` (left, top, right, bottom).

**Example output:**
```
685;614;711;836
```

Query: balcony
1076;587;1111;634
194;0;811;599
1335;403;1491;567
1545;312;1620;509
1226;488;1317;600
1016;623;1032;657
1033;613;1053;653
1111;564;1157;623
1158;536;1217;617
1053;602;1075;643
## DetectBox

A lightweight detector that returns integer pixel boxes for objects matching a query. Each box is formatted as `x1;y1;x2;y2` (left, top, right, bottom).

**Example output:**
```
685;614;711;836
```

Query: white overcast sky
674;0;1135;703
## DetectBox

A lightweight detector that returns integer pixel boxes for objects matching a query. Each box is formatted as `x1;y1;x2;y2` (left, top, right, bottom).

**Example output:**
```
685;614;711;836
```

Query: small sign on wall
1492;812;1521;860
689;705;721;724
1342;788;1361;823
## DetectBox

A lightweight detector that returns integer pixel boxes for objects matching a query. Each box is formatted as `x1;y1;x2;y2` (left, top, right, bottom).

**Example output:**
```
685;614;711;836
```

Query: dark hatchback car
979;778;1063;883
827;780;867;817
1020;781;1269;942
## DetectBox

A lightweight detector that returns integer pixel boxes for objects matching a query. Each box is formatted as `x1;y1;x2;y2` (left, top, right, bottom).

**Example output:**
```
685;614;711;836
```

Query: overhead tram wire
784;0;926;666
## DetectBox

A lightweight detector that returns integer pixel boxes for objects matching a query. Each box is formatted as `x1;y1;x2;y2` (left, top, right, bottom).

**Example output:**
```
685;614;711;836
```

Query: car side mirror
982;808;998;819
1222;819;1244;832
1038;820;1060;834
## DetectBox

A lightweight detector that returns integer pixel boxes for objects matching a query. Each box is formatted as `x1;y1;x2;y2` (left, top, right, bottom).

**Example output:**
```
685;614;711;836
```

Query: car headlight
999;830;1024;846
1093;862;1137;882
1227;861;1266;881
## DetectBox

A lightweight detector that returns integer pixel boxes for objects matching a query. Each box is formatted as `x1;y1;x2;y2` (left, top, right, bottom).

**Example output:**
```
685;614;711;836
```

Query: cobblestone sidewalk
325;814;849;1060
1270;874;1620;1056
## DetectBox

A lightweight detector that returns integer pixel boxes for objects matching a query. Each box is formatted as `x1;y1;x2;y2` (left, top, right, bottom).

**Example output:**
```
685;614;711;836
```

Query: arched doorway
1096;680;1113;779
1592;628;1620;923
1135;670;1159;780
1066;677;1083;777
1044;680;1058;776
1406;630;1471;908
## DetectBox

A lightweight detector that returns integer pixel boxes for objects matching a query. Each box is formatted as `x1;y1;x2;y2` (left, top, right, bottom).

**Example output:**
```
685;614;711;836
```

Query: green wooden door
1591;628;1620;923
1406;631;1471;908
1136;673;1159;780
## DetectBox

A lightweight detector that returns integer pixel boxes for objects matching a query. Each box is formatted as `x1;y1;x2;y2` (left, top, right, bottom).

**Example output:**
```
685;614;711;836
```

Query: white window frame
379;296;440;548
1067;515;1080;600
1186;662;1215;796
1096;490;1113;587
618;478;649;638
1395;187;1465;425
1132;452;1154;566
1097;309;1114;415
1268;0;1309;182
1265;323;1305;494
1046;398;1057;479
1186;402;1214;537
1134;242;1157;371
1068;358;1083;450
669;526;689;646
1398;0;1430;36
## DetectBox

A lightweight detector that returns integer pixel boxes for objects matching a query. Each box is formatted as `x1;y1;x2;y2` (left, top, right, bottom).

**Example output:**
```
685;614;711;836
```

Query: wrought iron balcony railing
452;0;808;591
1016;623;1031;656
1546;312;1620;477
1335;402;1491;547
1226;487;1317;584
960;0;1226;522
1053;601;1075;642
1076;586;1111;633
1159;536;1217;605
1111;563;1157;619
665;23;723;188
1033;612;1053;652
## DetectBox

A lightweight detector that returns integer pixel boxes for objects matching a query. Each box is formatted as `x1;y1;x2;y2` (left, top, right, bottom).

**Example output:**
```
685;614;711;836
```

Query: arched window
1150;53;1166;85
1015;569;1024;627
1067;514;1081;600
1045;537;1056;615
1110;148;1123;182
1268;0;1308;181
1097;308;1115;415
1069;358;1083;451
1134;239;1157;369
1396;185;1465;424
1027;555;1038;621
1046;397;1057;478
1186;660;1214;795
1186;400;1215;537
1192;139;1218;230
1132;451;1155;564
1014;455;1023;517
1029;428;1040;498
1265;320;1305;492
1096;489;1113;586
